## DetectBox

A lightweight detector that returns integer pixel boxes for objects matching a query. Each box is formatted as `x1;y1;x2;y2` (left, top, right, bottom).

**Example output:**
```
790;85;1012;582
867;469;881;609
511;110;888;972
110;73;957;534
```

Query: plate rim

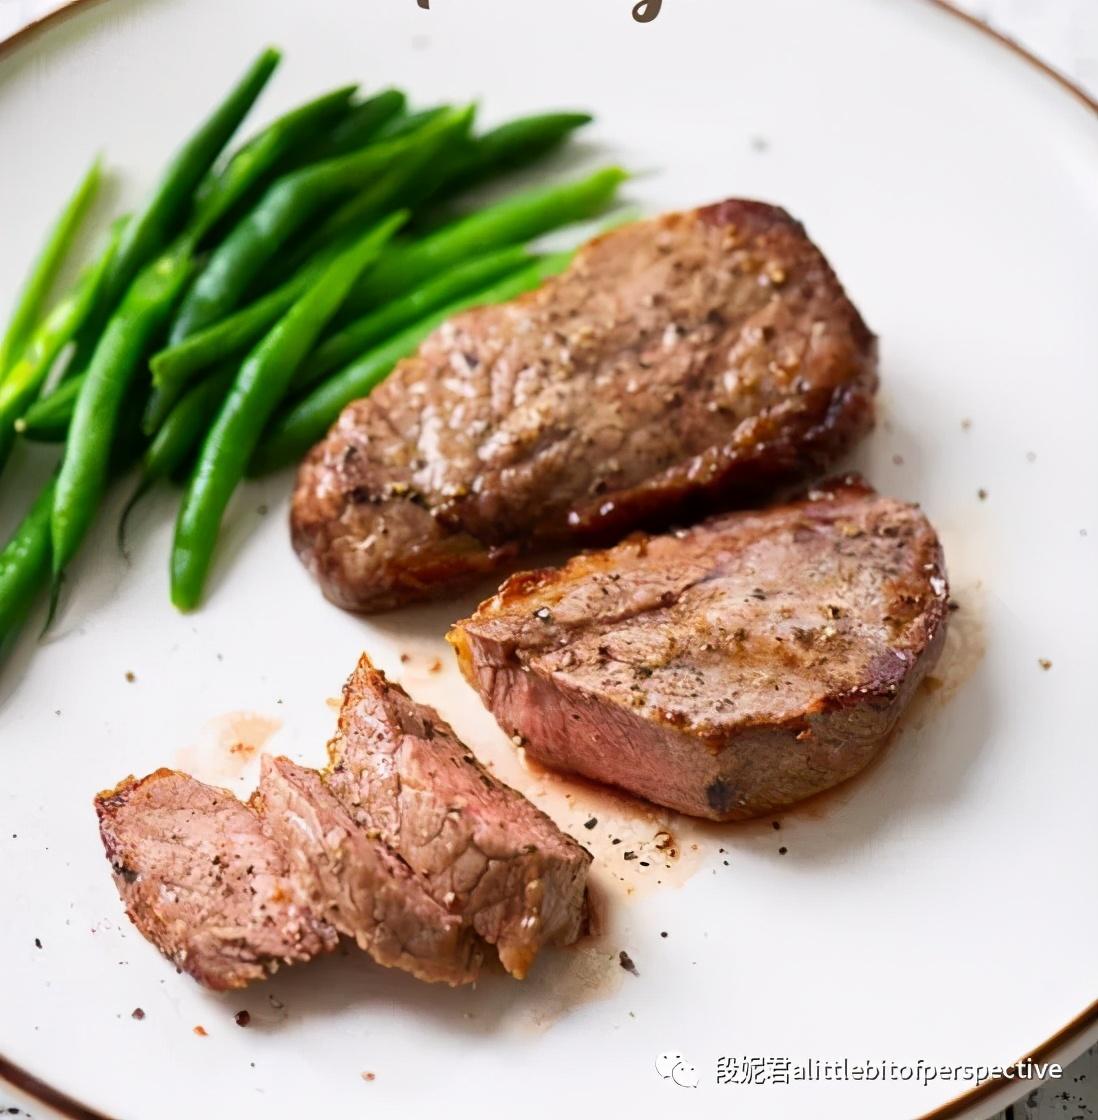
0;2;1094;1117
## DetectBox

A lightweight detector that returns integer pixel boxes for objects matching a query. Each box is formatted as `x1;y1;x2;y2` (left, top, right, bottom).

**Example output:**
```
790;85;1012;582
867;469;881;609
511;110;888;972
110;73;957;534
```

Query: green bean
145;195;408;434
0;220;124;473
297;89;406;165
50;244;196;583
148;244;341;401
374;105;451;141
0;478;54;659
168;106;472;344
252;251;573;475
138;86;367;437
15;374;82;441
443;111;593;196
118;366;236;551
191;84;358;246
170;212;408;611
295;244;534;390
92;48;281;332
282;105;476;272
340;166;625;318
0;156;102;380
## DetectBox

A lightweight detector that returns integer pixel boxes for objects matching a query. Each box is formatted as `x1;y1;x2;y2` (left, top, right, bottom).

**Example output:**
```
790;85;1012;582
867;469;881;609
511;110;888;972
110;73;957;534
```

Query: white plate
1;1;1096;1118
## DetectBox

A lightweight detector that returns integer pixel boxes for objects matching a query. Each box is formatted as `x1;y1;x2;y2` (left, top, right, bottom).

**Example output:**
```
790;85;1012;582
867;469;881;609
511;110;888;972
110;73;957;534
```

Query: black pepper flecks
34;937;42;949
618;950;639;976
235;1010;251;1027
584;818;598;830
132;1007;145;1020
778;846;788;855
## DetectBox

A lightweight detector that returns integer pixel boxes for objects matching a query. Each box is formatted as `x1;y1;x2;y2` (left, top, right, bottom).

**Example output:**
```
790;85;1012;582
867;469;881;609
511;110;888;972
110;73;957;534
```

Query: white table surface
0;2;1094;1119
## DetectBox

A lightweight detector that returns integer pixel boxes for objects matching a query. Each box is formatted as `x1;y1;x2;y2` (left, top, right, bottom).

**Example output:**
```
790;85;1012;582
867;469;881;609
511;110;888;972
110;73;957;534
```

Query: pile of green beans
0;45;626;668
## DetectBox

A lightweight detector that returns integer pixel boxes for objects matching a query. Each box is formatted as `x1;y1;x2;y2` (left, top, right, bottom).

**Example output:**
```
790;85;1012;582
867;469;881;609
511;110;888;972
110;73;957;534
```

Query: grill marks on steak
95;770;338;991
95;664;591;990
292;199;878;612
450;478;949;821
326;657;592;980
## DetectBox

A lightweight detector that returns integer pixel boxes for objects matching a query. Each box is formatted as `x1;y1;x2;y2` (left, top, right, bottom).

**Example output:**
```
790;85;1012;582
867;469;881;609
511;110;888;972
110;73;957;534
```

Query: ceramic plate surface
0;1;1096;1117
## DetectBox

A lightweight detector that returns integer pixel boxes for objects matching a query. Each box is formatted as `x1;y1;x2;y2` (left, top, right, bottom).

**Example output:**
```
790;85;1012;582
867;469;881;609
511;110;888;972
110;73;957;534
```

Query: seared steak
325;657;592;979
292;199;878;612
255;755;482;985
450;477;948;821
95;770;337;991
95;663;592;990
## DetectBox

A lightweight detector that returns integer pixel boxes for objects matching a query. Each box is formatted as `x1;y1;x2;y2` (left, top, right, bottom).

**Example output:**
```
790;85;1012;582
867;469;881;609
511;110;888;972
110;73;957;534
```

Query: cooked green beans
15;374;82;442
282;105;476;273
0;156;102;380
170;213;407;610
0;479;54;659
0;220;124;473
119;366;236;549
443;111;593;196
191;83;357;246
253;250;573;474
94;48;280;328
168;108;471;344
341;166;625;317
296;243;534;390
148;246;340;402
375;105;451;141
299;88;406;164
51;245;196;582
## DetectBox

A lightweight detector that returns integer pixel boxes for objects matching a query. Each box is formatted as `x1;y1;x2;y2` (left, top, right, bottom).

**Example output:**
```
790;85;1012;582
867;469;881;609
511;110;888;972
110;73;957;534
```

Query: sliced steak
292;199;878;612
94;769;337;991
450;477;949;821
324;657;592;979
255;754;482;986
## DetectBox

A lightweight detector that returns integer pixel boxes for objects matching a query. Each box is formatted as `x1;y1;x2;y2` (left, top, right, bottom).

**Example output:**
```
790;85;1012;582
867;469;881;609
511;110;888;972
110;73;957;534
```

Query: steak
325;657;592;979
292;199;878;612
95;662;592;990
450;477;949;821
254;755;482;985
95;769;337;991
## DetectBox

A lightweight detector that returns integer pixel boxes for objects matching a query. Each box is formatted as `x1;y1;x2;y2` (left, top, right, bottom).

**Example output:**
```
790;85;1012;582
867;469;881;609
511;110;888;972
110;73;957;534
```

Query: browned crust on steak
292;199;878;612
450;477;948;820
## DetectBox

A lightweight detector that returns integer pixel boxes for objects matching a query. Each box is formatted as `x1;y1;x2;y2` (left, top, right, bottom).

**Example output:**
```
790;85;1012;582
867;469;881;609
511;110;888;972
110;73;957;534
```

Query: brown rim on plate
916;997;1098;1120
0;1;1095;1118
0;1051;113;1120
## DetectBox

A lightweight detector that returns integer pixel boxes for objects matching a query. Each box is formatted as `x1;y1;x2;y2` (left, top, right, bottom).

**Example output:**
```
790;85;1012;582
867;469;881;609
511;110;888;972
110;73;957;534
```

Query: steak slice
450;477;949;821
292;199;877;612
94;769;337;991
324;657;592;979
255;754;482;986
